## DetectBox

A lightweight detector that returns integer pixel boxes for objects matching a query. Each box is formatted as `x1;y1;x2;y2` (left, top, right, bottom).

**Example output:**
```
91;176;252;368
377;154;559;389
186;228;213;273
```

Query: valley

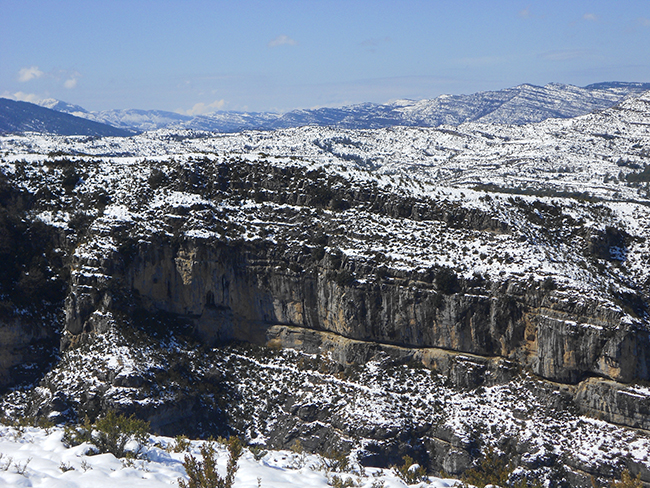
0;88;650;487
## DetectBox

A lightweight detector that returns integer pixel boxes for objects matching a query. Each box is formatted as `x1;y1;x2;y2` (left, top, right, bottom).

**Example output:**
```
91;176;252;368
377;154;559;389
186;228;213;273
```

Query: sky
1;0;650;114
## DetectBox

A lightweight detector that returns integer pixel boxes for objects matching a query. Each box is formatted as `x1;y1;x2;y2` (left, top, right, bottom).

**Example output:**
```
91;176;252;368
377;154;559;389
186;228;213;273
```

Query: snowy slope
0;425;458;488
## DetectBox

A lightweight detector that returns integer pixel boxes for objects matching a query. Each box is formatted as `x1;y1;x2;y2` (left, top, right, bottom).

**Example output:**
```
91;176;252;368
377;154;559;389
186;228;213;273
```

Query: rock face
66;235;647;385
0;316;58;389
0;171;66;391
59;226;650;449
38;147;648;457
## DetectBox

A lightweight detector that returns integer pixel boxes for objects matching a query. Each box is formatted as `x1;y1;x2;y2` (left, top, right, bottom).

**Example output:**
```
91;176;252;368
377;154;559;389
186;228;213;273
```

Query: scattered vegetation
168;435;192;453
626;166;650;183
461;447;542;488
0;453;29;474
319;447;350;474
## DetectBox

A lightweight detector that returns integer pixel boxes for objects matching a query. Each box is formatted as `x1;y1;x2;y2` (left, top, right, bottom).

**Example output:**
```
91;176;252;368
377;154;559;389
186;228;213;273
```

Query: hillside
0;98;135;137
1;90;650;486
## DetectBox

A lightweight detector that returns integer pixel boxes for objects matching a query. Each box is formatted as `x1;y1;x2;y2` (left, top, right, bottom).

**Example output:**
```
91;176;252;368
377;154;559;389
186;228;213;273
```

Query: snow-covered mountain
38;98;89;114
77;108;194;132
40;81;650;133
0;98;135;137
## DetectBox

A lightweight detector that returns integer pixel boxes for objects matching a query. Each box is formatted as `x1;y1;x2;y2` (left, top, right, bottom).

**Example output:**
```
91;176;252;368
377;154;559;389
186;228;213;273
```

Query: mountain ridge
0;98;136;137
35;81;650;133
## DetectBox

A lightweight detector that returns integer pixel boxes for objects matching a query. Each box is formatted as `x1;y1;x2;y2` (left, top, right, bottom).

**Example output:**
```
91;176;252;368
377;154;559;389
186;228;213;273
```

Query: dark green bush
179;437;243;488
61;167;81;193
435;267;459;295
94;411;150;458
461;447;543;488
148;168;168;189
334;269;355;287
63;411;150;459
320;448;349;473
393;455;427;485
462;447;510;488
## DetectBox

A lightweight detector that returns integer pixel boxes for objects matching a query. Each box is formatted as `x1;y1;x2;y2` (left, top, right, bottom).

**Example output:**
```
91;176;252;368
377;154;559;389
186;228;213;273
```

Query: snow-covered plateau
1;90;650;487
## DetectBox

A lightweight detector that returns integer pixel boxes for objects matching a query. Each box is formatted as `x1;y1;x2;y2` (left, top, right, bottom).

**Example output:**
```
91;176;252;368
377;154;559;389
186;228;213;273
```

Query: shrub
168;435;192;453
460;446;543;488
93;411;150;458
62;417;93;447
61;167;81;193
334;269;355;287
291;439;307;468
328;474;356;487
63;411;150;459
319;448;350;473
393;455;427;485
148;168;168;189
311;246;326;261
462;447;510;488
249;445;268;461
541;276;556;291
610;469;643;488
435;267;459;295
179;437;243;488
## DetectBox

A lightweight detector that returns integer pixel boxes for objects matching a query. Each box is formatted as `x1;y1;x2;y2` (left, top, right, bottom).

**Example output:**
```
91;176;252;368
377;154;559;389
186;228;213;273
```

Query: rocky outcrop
0;173;66;391
575;378;650;430
4;106;650;487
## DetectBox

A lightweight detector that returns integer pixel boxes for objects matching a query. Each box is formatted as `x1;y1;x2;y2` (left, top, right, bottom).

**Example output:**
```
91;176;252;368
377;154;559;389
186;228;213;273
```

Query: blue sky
2;0;650;114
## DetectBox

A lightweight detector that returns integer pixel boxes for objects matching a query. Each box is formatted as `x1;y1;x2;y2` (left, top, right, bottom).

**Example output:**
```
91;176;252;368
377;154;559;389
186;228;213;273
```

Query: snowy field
0;425;459;488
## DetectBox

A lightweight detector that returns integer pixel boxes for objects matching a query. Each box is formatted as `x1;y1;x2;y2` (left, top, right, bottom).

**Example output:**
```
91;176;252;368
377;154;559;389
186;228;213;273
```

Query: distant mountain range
2;81;650;136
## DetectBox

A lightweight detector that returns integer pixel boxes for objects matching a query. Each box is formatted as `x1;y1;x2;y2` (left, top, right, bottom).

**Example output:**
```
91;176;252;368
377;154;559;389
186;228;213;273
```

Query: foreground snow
0;425;459;488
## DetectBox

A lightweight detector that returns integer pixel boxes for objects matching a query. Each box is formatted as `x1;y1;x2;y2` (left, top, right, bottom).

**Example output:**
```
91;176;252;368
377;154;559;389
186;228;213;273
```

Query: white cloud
182;99;226;116
268;35;297;48
518;6;531;19
583;13;597;22
6;91;41;103
18;66;44;82
64;78;78;89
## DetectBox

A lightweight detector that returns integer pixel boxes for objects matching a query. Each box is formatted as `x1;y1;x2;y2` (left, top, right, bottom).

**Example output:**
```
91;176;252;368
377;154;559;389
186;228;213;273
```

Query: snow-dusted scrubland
0;424;457;488
1;91;650;487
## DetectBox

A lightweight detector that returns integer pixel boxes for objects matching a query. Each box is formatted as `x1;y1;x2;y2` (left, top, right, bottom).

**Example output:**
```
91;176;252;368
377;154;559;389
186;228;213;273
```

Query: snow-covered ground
0;425;458;488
